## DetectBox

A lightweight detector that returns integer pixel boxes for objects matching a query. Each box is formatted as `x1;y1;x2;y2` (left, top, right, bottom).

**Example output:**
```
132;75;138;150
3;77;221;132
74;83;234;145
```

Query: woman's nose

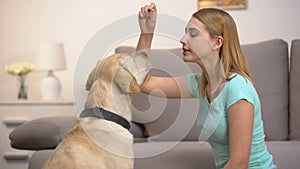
180;35;187;45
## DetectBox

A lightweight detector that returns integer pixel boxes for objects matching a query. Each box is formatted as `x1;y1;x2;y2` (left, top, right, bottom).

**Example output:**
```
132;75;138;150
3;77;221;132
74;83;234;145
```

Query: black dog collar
80;107;130;130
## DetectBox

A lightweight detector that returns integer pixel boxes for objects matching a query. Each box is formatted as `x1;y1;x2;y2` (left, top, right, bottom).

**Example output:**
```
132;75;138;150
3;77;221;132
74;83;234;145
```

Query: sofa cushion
289;39;300;140
134;142;215;169
9;116;77;150
241;39;289;141
266;141;300;169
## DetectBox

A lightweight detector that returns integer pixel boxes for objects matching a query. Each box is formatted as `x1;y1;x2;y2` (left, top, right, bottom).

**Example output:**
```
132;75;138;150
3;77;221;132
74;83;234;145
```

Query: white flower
5;62;35;76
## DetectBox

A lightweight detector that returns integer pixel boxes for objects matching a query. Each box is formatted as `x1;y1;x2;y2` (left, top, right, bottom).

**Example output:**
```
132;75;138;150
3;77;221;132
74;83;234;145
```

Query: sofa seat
134;142;215;169
28;142;214;169
28;141;300;169
266;141;300;169
135;141;300;169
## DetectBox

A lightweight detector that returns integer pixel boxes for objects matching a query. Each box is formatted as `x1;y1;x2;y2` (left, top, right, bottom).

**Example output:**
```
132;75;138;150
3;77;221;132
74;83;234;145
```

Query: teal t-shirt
186;73;276;169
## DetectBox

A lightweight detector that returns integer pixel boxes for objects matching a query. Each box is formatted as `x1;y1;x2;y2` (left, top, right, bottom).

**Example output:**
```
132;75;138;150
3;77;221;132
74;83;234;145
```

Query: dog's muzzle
80;107;131;130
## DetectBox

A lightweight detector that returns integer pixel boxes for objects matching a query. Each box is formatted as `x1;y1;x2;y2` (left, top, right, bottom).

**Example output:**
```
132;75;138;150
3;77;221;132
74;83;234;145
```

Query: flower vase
18;75;28;100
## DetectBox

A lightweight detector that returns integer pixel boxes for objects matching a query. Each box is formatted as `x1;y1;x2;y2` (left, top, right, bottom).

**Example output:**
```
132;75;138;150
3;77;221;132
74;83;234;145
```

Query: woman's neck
199;56;226;102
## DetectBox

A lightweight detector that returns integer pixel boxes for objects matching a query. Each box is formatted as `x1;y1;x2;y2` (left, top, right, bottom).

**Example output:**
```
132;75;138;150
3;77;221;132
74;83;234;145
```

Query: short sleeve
186;73;201;98
226;74;256;109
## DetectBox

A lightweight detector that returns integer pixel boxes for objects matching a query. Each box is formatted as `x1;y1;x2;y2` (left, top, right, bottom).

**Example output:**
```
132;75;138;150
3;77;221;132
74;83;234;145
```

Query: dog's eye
140;52;148;58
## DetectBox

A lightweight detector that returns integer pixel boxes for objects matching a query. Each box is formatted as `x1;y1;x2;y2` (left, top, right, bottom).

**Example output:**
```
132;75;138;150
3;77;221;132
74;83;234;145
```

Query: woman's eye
190;31;198;37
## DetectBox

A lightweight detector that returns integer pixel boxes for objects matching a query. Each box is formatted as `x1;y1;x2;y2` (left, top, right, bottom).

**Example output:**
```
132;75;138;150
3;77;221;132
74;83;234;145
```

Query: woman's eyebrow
185;24;201;31
185;24;202;34
189;27;200;32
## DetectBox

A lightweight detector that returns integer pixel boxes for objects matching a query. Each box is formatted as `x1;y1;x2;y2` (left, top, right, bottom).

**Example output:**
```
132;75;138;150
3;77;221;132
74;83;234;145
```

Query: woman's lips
182;48;191;55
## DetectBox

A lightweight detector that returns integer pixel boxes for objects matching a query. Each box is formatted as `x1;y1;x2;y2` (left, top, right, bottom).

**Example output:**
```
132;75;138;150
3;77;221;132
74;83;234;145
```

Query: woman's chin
183;55;194;62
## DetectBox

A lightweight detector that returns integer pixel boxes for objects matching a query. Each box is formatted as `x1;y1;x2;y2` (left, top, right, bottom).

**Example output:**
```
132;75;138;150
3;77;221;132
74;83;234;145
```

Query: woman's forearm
136;33;154;52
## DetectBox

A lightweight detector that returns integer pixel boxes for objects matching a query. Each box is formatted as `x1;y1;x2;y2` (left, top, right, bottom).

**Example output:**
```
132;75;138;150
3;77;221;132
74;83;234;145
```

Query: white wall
1;0;299;101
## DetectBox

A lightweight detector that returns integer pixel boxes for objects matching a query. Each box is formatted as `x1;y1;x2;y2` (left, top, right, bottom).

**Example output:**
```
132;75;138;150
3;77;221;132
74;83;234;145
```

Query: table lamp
35;43;66;100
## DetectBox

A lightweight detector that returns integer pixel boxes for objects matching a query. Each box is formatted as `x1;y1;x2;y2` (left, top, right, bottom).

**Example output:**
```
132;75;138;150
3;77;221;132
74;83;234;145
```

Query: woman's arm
141;75;194;98
136;2;156;52
224;99;254;169
137;3;193;98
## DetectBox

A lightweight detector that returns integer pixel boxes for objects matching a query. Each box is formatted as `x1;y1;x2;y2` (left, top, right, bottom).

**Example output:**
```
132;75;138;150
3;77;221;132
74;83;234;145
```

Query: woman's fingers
138;2;157;33
149;2;157;12
140;3;156;18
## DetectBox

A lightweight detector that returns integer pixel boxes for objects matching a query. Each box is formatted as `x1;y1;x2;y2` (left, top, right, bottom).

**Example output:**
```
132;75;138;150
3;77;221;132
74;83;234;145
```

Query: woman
137;2;276;169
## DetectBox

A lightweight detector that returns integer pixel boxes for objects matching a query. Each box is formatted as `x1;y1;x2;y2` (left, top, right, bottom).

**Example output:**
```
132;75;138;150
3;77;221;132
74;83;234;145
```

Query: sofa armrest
9;116;147;151
9;116;77;150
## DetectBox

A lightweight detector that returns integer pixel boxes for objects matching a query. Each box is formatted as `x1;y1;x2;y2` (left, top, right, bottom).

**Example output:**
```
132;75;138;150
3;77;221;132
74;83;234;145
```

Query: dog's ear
84;80;99;108
119;56;138;80
114;67;141;94
85;67;96;91
132;52;150;84
120;52;150;85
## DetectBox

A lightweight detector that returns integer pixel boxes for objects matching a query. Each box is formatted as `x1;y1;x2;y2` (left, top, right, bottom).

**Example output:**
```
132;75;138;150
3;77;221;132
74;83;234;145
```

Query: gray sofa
9;39;300;169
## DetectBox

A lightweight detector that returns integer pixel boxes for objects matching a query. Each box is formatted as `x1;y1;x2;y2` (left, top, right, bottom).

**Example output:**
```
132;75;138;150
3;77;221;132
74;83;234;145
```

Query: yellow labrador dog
42;52;150;169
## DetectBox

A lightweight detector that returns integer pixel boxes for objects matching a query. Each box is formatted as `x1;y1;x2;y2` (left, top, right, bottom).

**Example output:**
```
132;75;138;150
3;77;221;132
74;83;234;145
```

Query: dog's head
116;52;150;93
86;52;150;94
81;52;150;157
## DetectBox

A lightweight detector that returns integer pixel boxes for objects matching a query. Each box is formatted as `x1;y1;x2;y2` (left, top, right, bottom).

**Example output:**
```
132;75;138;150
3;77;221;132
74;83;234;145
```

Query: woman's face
181;17;226;99
180;17;215;63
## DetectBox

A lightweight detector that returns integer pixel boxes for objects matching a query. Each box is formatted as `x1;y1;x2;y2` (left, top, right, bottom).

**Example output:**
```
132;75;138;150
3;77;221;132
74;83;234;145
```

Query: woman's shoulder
227;73;254;90
186;73;201;86
187;73;201;81
225;73;258;108
186;73;201;98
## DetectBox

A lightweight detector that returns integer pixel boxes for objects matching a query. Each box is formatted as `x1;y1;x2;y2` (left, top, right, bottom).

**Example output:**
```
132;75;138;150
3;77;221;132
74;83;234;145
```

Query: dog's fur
42;52;150;169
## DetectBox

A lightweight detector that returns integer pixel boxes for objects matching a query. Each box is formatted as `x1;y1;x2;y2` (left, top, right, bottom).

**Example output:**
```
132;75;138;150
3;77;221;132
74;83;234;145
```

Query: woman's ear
213;36;223;50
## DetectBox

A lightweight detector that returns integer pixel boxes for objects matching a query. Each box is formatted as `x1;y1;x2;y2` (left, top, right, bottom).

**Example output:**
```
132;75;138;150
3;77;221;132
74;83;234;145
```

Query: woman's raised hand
138;2;157;34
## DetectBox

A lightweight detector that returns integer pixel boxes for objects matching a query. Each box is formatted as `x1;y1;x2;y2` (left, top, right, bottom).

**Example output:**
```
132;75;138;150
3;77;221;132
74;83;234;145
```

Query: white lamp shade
35;43;66;71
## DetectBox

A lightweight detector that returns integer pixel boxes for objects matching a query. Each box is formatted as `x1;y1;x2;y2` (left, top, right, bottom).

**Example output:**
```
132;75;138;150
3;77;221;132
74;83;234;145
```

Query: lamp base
41;70;62;100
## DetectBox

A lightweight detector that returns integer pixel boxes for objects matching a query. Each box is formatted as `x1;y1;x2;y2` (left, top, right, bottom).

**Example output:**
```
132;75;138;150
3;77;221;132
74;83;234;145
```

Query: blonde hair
192;8;253;96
